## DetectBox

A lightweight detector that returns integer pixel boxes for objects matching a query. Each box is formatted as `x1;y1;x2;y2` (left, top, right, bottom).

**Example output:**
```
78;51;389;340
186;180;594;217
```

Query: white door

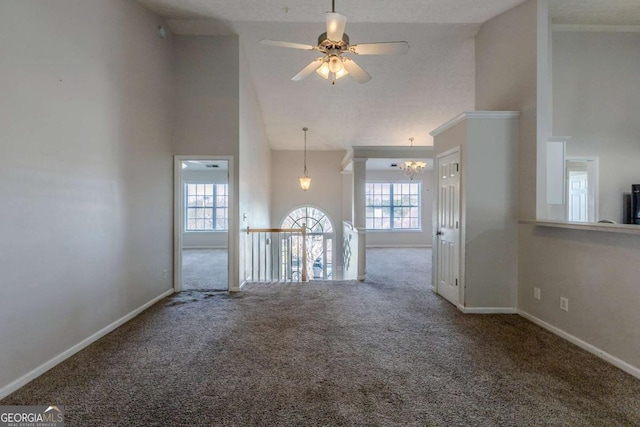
436;150;461;307
567;171;588;222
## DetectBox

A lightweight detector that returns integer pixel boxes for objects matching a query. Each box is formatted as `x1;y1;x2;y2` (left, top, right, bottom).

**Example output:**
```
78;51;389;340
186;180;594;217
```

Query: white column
352;158;367;281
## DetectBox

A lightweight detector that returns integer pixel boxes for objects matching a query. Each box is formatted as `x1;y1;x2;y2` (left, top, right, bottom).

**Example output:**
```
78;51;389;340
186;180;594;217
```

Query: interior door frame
173;155;233;292
565;156;599;223
433;146;464;308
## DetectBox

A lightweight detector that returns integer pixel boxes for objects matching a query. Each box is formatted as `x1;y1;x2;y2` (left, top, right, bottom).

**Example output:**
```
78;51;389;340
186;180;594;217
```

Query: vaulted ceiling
136;0;640;150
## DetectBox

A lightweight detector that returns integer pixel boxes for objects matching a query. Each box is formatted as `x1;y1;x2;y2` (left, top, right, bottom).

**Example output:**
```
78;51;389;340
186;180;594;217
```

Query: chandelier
299;127;312;191
398;137;426;180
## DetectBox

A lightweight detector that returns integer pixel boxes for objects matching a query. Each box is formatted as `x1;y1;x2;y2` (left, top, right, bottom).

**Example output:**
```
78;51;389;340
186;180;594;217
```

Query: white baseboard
0;288;174;400
182;246;228;250
367;245;432;248
459;306;517;314
518;309;640;380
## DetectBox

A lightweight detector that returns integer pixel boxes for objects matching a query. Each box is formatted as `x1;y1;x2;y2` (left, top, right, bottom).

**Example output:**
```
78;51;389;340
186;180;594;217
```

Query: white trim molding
0;289;174;400
458;306;518;314
518;310;640;381
430;111;520;137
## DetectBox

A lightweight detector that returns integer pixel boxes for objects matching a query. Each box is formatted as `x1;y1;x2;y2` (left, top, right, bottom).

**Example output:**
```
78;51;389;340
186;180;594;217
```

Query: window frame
184;182;229;232
365;180;422;232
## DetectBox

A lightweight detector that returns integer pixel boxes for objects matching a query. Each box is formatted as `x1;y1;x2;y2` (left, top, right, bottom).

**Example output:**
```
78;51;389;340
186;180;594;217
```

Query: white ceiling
137;0;528;23
137;0;640;151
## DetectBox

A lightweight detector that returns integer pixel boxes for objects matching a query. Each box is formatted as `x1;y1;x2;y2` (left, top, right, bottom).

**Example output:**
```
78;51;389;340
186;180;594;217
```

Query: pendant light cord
303;127;309;175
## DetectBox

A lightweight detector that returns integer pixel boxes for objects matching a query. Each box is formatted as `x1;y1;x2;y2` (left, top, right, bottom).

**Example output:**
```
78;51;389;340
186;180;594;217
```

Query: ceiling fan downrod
332;0;335;13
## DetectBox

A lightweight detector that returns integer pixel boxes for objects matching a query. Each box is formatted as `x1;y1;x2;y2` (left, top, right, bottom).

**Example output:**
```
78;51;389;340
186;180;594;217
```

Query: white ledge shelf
520;219;640;235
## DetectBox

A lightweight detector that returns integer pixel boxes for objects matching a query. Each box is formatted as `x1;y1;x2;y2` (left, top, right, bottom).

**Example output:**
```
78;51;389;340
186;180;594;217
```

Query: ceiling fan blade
350;41;410;55
326;12;347;42
260;39;317;51
342;58;371;84
292;58;324;81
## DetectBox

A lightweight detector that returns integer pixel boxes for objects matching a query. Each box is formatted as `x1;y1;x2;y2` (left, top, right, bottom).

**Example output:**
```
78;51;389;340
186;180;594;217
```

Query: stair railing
245;227;307;282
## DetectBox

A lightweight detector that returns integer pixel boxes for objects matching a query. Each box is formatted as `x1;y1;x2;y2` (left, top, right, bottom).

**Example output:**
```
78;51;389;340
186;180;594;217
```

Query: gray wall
0;0;175;393
553;31;640;223
432;116;519;309
271;150;346;275
173;36;273;288
519;225;640;369
173;35;241;289
475;0;539;220
477;0;640;373
173;36;240;157
239;46;272;282
465;118;519;308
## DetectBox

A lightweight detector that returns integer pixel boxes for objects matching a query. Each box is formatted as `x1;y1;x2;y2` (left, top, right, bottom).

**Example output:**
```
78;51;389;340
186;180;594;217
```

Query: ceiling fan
260;0;410;84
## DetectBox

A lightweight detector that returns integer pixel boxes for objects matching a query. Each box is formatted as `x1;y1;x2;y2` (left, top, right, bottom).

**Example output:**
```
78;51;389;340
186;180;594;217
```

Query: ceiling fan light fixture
260;0;409;84
328;55;344;73
334;67;349;79
316;61;330;79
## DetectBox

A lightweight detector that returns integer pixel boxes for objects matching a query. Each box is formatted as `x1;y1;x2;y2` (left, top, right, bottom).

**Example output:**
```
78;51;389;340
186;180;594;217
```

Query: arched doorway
281;206;334;280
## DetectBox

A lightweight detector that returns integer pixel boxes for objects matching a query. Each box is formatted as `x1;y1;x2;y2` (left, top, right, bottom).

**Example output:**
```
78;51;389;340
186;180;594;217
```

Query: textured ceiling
137;0;639;150
237;21;477;150
137;0;527;23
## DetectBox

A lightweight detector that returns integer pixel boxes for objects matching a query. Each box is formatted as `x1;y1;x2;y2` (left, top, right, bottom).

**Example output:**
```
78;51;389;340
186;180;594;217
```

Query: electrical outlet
534;287;541;300
560;297;569;312
163;269;168;279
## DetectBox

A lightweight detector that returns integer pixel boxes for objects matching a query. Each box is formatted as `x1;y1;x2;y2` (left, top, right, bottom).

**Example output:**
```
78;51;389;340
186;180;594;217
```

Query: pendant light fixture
299;127;312;191
398;137;426;180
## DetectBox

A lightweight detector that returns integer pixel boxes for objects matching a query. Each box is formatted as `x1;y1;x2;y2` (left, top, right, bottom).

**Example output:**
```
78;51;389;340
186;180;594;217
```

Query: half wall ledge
519;220;640;235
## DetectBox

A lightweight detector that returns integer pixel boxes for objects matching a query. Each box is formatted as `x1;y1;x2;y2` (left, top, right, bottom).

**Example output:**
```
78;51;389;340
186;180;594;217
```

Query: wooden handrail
245;227;305;234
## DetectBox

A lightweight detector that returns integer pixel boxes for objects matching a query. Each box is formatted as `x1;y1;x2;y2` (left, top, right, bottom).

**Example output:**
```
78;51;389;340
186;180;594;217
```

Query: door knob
436;231;443;236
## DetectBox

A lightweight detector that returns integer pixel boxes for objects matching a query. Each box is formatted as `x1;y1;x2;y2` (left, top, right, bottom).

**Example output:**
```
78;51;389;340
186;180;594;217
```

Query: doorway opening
174;157;230;291
566;157;598;223
280;206;334;280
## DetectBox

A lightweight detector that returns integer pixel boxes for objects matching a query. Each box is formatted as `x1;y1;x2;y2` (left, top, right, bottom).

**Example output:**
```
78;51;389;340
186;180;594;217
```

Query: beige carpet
2;248;639;426
181;248;228;291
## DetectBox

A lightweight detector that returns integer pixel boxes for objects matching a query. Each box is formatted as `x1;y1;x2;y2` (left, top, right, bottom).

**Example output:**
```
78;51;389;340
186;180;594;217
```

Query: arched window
281;206;333;233
281;206;334;280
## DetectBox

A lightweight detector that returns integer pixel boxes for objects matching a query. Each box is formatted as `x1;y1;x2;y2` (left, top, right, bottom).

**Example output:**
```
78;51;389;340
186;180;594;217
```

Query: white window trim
365;180;422;232
184;182;229;232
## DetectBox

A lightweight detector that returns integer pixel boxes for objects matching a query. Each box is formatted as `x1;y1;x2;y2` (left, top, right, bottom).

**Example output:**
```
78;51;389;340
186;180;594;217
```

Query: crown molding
430;111;520;137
